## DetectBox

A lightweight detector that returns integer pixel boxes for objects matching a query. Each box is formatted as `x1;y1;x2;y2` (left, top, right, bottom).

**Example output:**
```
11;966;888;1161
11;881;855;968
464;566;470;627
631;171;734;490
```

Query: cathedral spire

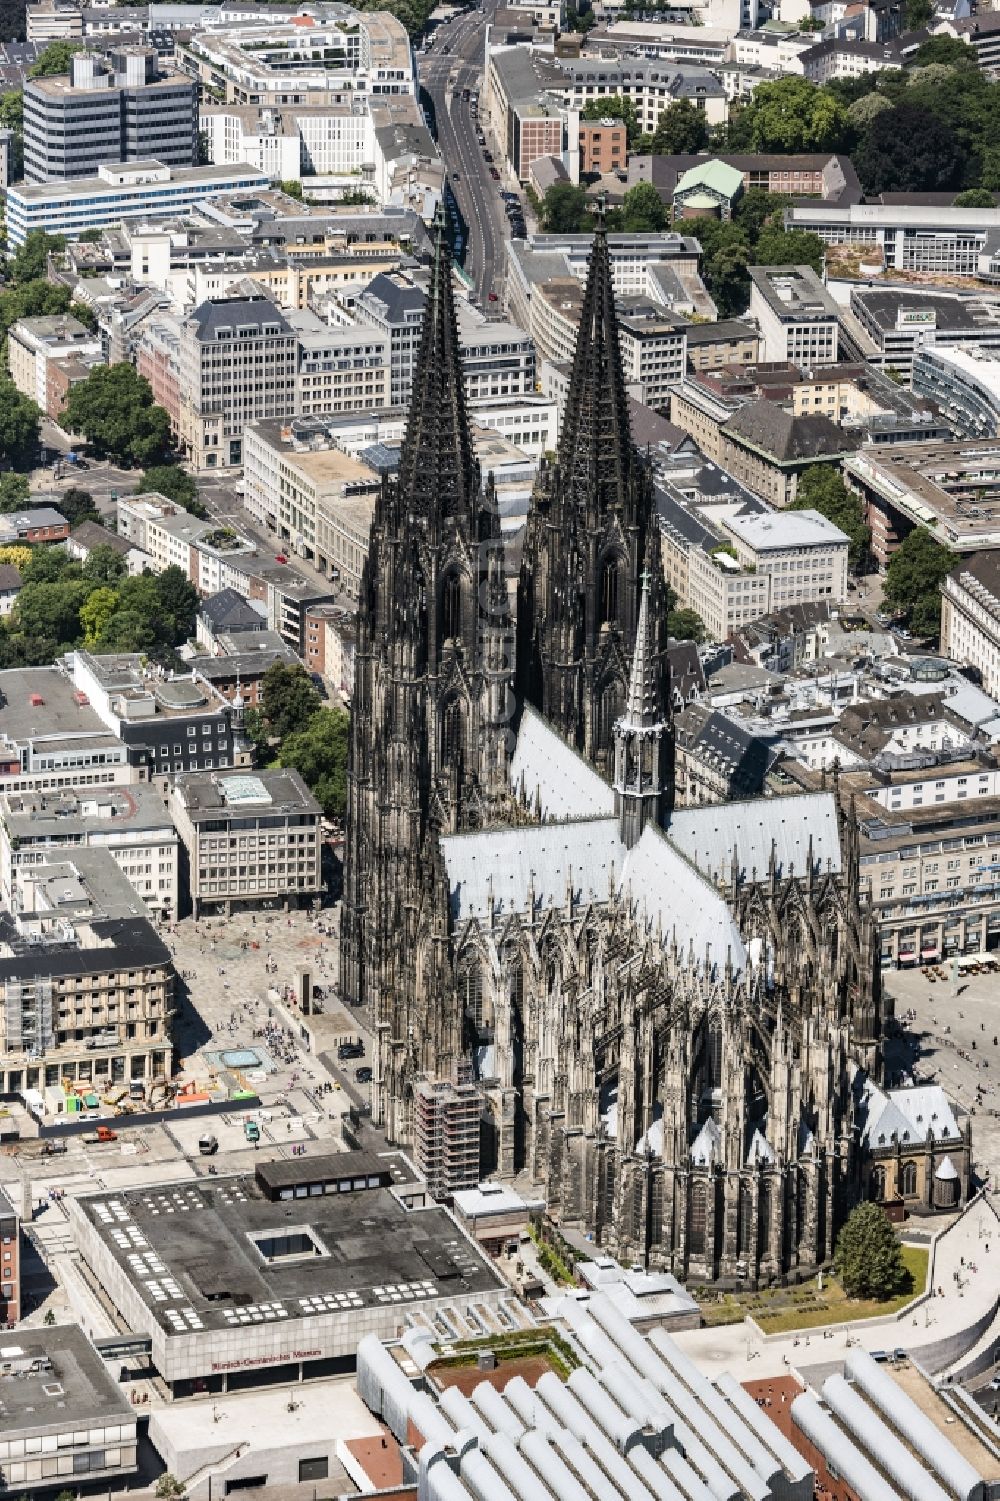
555;200;634;522
623;569;660;728
396;208;479;522
613;567;673;848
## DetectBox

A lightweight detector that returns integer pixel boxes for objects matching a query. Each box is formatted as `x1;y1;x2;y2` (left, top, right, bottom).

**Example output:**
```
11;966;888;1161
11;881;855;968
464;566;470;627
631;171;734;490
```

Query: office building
23;48;197;183
578;117;626;175
941;551;1000;699
69;1153;505;1397
617;303;688;409
0;666;133;795
413;1077;482;1199
749;264;840;368
912;345;1000;438
0;783;180;922
5;160;269;247
0;848;174;1094
485;48;573;183
846;440;1000;566
0;1326;138;1495
720;399;856;507
723;507;849;608
170;769;322;917
845;287;1000;384
0;1190;20;1326
785;196;1000;279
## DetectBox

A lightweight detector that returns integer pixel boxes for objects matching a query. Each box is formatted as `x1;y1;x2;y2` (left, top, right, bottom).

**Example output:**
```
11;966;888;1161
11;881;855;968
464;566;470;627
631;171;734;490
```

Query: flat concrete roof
0;666;115;745
76;1160;503;1338
0;1325;134;1437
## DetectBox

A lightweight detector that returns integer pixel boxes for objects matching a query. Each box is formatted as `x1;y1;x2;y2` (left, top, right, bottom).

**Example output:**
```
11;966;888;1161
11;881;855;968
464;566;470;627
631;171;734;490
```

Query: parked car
355;1066;373;1084
338;1041;364;1060
490;167;500;179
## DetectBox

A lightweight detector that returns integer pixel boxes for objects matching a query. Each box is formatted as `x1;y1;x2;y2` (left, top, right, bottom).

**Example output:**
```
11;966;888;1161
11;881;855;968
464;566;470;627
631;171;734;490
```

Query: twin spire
396;208;479;523
622;570;664;729
555;206;635;517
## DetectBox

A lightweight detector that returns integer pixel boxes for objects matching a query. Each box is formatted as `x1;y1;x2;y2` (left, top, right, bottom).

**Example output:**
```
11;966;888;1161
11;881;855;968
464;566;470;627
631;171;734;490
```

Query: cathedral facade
341;217;892;1285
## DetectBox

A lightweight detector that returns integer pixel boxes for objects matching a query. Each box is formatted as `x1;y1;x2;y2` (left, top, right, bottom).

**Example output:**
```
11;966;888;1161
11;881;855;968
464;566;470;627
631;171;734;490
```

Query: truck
198;1132;219;1156
243;1119;260;1145
82;1126;118;1144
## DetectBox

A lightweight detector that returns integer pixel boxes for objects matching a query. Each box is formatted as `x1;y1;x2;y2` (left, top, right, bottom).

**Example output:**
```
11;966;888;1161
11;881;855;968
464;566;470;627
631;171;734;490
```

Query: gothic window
737;1180;753;1258
508;957;523;1011
442;569;462;643
933;1172;959;1209
459;957;484;1027
796;1170;808;1246
597;681;623;751
870;1164;887;1202
599;556;620;626
901;1160;918;1197
707;1020;723;1091
688;1182;707;1255
441;697;466;765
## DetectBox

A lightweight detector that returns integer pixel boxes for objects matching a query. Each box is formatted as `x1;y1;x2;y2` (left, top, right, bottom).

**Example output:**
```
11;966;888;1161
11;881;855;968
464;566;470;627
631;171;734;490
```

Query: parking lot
884;961;1000;1188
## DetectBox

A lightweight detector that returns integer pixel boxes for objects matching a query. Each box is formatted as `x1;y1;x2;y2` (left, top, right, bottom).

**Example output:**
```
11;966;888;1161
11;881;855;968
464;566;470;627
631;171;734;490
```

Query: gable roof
722;401;857;464
509;705;615;821
667;791;842;883
674;159;744;199
200;589;265;632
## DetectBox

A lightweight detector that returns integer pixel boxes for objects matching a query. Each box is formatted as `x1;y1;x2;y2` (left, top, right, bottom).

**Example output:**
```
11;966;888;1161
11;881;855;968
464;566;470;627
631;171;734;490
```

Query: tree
136;464;206;515
155;564;198;644
58;486;99;528
905;0;933;24
82;544;126;584
733;188;789;241
667;608;706;643
260;663;322;743
0;473;29;512
42;1308;56;1326
0;381;40;468
280;179;303;199
0;279;73;341
541;181;590;233
28;40;82;76
912;34;973;67
154;1477;186;1501
753;227;825;275
790;466;870;569
15;578;89;646
95;607;158;654
846;92;895;131
620;182;666;232
582;94;638;146
883;526;956;639
954;188;996;207
8;229;66;283
80;585;119;646
834;1203;906;1299
0;545;32;573
62;364;171;467
855;103;961;194
646;98;708;155
278;707;350;818
742;77;846;154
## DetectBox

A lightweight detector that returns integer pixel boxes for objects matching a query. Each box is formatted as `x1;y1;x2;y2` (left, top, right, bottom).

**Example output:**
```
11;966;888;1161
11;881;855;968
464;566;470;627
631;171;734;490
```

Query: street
420;5;512;301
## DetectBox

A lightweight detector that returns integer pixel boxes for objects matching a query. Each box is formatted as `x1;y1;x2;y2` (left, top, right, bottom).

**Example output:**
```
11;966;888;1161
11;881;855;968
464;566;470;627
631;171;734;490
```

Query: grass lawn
695;1245;929;1333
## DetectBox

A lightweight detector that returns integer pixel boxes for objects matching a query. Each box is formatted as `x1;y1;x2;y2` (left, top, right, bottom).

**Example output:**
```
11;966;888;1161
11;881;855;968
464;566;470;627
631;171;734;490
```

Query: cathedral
340;214;891;1285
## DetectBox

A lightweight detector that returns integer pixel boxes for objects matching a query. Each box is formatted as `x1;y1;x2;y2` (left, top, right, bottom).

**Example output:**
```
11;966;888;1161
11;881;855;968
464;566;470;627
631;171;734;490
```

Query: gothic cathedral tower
516;213;658;777
340;217;514;1044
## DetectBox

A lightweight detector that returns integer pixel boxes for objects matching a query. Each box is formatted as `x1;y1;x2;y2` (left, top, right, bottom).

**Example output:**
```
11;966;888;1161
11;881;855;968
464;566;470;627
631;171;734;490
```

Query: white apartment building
115;492;258;595
748;264;840;368
296;325;391;416
0;784;180;922
722;507;850;608
941;552;1000;699
201;101;373;179
618;308;688;409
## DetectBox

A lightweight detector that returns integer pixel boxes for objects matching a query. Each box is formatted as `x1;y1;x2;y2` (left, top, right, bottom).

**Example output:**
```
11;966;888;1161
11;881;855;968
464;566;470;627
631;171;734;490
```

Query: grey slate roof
190;293;291;341
722;401;857;463
362;272;426;322
509;705;614;820
200;588;265;632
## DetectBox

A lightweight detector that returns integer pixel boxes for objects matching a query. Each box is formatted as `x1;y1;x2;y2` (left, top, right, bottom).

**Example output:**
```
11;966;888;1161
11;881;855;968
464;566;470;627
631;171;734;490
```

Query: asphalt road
419;4;513;301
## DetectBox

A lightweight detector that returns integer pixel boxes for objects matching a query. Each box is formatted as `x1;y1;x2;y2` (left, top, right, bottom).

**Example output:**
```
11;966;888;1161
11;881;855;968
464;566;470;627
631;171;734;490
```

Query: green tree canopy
644;98;709;155
619;181;667;232
905;0;933;25
57;486;99;528
741;77;846;154
80;585;119;646
667;607;706;643
28;40;82;76
912;34;975;67
0;381;40;469
8;230;66;283
834;1203;907;1299
541;180;590;233
733;187;789;240
260;663;322;743
0;472;29;512
846;91;895;130
136;464;206;516
82;544;127;585
278;706;349;818
15;577;90;644
753;226;825;275
855;102;961;194
790;466;870;568
953;187;996;207
883;526;956;639
62;364;171;467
